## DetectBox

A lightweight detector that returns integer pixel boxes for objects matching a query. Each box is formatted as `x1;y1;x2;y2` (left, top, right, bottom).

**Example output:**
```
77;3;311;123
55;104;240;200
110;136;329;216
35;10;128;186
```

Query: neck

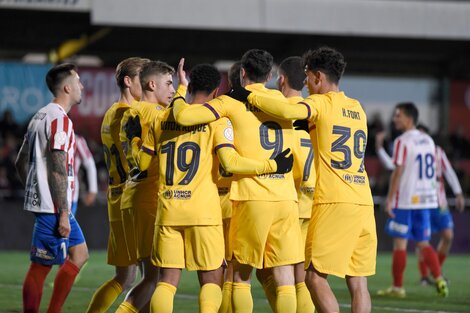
319;82;340;94
282;87;302;98
243;79;265;87
191;93;212;105
119;89;136;105
141;91;165;106
52;96;71;113
404;125;416;132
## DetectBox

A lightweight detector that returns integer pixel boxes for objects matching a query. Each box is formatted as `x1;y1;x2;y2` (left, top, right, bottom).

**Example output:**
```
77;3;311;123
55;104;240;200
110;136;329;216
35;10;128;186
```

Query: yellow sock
116;301;138;313
261;275;277;312
150;282;177;313
199;283;222;313
276;285;296;313
232;283;252;313
86;278;123;313
219;282;233;313
295;282;314;313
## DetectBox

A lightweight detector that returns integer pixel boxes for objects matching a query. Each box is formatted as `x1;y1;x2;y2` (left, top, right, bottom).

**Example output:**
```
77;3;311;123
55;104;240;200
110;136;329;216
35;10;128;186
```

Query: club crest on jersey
224;127;234;141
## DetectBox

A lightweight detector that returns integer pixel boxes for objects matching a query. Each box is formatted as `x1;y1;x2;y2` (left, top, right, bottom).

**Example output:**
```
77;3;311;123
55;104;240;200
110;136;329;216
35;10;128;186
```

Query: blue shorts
71;201;78;216
385;209;431;242
31;213;86;265
430;208;454;233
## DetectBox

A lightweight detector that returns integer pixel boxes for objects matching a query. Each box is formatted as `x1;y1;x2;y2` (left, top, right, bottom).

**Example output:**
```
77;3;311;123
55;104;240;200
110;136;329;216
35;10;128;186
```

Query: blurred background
1;0;470;252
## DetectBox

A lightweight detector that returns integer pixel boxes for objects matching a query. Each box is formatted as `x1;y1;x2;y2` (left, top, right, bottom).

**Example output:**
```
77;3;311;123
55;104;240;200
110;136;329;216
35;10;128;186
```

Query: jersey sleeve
392;138;407;166
77;137;98;193
247;91;314;120
49;116;72;151
441;149;463;195
377;147;396;171
173;95;233;126
213;119;277;174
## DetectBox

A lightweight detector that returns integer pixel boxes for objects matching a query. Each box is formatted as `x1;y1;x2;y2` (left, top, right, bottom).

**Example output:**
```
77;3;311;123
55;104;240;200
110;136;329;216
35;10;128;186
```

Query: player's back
308;91;372;205
207;83;297;201
393;129;437;209
293;129;315;218
147;108;224;226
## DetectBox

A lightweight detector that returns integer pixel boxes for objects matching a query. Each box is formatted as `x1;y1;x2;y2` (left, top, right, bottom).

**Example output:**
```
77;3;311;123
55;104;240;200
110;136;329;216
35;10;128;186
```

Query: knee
442;230;454;243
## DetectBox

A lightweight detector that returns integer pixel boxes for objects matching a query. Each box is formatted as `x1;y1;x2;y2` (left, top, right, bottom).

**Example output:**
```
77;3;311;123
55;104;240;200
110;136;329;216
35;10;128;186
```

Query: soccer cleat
420;276;434;286
377;287;406;298
436;278;449;297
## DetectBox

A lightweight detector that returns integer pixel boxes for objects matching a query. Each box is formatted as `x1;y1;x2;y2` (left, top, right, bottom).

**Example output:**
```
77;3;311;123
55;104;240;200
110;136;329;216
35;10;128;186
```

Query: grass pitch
0;252;469;312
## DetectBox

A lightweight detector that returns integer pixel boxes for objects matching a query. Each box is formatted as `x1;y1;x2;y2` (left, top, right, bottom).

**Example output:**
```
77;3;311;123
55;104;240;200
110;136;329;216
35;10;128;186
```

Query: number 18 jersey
392;129;437;209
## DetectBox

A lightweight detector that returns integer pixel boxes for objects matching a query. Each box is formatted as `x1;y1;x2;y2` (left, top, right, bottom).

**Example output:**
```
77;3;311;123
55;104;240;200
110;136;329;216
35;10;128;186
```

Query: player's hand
293;119;309;132
83;192;97;207
375;131;386;149
455;193;465;212
225;86;251;102
124;115;142;140
177;58;189;87
274;148;293;174
385;197;395;218
58;212;71;238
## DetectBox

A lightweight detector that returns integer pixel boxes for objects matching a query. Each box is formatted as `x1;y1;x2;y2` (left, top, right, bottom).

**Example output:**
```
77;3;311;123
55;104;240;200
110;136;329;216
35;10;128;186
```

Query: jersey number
331;125;366;172
161;141;201;185
300;138;314;181
103;144;127;184
259;121;283;159
416;153;435;179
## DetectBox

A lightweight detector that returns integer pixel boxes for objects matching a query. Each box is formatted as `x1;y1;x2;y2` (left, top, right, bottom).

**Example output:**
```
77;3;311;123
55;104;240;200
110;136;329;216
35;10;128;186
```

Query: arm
377;147;395;171
50;150;71;238
80;152;98;206
216;146;277;175
441;150;465;211
130;137;153;172
247;92;311;120
173;98;220;126
385;165;404;218
15;137;29;186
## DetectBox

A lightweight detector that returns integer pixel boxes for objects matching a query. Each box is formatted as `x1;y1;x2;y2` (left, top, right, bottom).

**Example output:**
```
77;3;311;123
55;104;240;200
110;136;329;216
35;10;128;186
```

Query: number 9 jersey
304;92;373;205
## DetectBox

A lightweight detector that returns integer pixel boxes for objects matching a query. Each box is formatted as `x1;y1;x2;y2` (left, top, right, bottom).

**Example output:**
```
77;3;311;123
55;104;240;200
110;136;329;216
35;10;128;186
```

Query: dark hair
140;60;175;87
45;63;77;96
115;57;150;91
241;49;273;83
302;47;346;84
279;56;305;91
188;64;221;95
228;61;242;89
417;123;429;134
396;102;419;125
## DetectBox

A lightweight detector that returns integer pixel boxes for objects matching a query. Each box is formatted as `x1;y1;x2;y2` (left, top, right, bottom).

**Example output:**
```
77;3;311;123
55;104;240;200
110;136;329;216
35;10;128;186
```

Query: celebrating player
16;63;89;313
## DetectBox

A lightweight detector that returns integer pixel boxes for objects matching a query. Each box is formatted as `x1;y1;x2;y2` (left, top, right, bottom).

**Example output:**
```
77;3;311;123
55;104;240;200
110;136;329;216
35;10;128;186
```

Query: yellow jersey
173;83;297;202
142;111;234;226
248;91;373;206
217;159;235;219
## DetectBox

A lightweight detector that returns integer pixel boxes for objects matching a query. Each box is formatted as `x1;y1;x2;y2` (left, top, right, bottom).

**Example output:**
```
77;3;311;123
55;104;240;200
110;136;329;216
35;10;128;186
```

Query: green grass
0;252;469;312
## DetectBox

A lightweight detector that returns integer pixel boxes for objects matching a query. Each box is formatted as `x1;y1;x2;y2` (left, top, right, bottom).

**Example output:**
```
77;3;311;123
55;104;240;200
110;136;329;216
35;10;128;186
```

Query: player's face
154;73;175;106
128;74;142;101
393;108;410;131
69;70;84;105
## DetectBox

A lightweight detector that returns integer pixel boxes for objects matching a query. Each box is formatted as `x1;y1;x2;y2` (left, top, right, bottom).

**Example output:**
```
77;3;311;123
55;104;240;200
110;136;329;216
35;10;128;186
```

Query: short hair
228;61;242;89
302;47;346;84
241;49;273;83
396;102;419;125
188;64;221;95
279;56;305;91
115;57;150;91
140;60;175;87
45;63;77;96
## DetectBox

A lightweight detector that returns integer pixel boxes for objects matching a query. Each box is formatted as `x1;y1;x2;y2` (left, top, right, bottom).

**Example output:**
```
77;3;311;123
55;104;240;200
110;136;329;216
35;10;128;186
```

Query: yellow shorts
223;218;231;260
229;200;303;269
152;225;224;271
220;192;233;219
120;207;138;264
299;218;310;252
305;203;377;278
134;202;157;260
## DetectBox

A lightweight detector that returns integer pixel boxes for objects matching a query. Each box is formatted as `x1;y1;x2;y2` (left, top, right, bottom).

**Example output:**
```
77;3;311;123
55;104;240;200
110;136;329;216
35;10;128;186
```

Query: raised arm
15;136;29;186
440;149;465;211
50;150;71;238
172;98;219;126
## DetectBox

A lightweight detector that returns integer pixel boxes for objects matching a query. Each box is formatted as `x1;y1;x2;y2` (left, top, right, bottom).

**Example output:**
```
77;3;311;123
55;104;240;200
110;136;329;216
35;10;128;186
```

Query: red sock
392;250;407;288
418;250;429;278
23;262;52;313
421;246;441;279
438;252;447;266
46;260;80;313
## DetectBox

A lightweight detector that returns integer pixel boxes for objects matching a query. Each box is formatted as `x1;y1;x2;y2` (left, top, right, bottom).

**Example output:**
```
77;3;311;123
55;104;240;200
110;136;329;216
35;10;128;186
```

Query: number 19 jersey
392;129;437;209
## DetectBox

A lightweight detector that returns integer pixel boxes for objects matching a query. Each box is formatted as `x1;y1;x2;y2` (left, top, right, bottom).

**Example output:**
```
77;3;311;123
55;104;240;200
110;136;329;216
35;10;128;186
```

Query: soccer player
378;103;448;297
87;57;148;313
375;124;465;285
230;47;377;313
255;56;315;313
71;134;98;216
15;63;89;313
172;50;303;313
126;62;292;313
116;60;185;313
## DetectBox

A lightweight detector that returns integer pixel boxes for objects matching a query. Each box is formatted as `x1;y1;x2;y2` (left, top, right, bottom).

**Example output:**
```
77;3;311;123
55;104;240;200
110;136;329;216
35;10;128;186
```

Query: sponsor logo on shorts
32;246;54;260
163;190;192;200
388;221;409;234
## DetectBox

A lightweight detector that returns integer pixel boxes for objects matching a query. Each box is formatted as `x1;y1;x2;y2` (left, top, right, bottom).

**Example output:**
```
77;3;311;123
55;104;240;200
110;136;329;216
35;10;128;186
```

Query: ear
123;76;132;88
267;71;273;82
211;87;219;99
314;71;322;84
149;79;156;91
278;74;285;86
63;83;71;94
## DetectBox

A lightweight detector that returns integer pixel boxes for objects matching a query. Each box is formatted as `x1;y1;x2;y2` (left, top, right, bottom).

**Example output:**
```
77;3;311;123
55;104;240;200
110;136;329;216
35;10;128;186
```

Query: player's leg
198;267;224;313
295;218;315;313
272;265;296;313
305;267;338;313
346;276;371;313
437;228;453;266
255;268;276;312
48;214;88;313
220;218;233;313
232;259;254;313
151;268;182;313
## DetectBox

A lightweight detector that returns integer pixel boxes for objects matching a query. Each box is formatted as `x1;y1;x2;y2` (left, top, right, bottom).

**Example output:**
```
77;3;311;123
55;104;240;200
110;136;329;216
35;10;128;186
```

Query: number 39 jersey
392;129;438;209
142;110;234;226
304;92;373;205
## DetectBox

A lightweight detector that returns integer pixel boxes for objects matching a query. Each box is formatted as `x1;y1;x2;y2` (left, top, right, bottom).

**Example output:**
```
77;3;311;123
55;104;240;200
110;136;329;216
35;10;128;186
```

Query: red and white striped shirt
392;129;438;209
73;135;98;203
23;103;75;213
436;146;462;209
